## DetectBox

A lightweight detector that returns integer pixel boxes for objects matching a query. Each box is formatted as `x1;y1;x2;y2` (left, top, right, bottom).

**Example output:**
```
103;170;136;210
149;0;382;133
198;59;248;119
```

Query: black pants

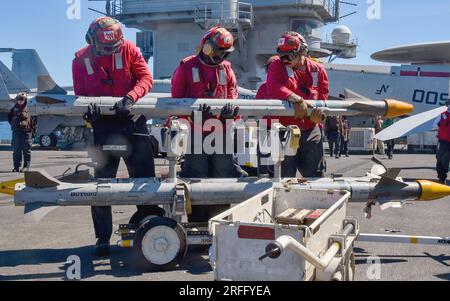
258;125;326;178
181;130;242;222
91;116;155;243
436;140;450;181
385;140;395;158
340;136;349;156
327;131;340;157
12;131;32;170
282;125;326;178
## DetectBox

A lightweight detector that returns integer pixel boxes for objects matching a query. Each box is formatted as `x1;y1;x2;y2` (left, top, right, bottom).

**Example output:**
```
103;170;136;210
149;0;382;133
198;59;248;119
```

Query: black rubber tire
133;216;187;271
129;206;165;225
39;133;57;148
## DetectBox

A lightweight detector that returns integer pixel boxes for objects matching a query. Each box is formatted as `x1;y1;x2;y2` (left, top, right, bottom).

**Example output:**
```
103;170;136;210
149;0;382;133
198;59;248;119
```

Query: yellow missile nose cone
384;99;414;118
0;178;24;196
417;180;450;201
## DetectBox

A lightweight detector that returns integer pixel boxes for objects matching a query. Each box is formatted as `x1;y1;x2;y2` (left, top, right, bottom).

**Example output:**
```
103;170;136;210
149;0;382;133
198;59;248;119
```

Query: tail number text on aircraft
412;89;449;106
376;85;390;95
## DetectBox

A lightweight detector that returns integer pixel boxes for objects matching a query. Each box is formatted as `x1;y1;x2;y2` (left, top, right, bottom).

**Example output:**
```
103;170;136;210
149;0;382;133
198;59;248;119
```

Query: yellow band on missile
384;99;414;118
417;180;450;201
410;237;418;244
0;178;24;195
119;240;134;248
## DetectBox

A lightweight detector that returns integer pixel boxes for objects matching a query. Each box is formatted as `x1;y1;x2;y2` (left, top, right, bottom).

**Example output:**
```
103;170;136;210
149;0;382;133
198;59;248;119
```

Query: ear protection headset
201;27;220;57
290;31;309;55
86;23;99;46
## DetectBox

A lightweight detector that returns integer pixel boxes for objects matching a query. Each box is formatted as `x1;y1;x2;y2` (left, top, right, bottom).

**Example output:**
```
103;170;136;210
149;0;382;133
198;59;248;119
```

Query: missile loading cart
209;188;358;281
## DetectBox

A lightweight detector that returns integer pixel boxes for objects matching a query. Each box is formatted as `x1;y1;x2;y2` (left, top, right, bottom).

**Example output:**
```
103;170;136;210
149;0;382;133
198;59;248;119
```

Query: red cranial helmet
86;17;124;56
200;26;235;59
277;31;308;55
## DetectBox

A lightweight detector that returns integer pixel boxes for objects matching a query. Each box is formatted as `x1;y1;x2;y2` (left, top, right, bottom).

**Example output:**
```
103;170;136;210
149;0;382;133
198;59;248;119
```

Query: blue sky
0;0;449;86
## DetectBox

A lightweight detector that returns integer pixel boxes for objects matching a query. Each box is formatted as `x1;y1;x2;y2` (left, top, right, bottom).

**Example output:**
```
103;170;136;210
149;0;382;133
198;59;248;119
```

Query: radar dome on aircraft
331;25;352;45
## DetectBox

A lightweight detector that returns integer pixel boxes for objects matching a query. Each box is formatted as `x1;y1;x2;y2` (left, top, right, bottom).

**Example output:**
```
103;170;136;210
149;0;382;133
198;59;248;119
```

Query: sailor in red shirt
436;100;450;183
265;32;329;178
73;17;158;256
171;27;242;221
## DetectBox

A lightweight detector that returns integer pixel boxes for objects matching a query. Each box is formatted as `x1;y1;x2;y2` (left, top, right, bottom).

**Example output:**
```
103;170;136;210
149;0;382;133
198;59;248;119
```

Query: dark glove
83;103;101;124
220;103;239;119
111;96;134;117
192;104;214;123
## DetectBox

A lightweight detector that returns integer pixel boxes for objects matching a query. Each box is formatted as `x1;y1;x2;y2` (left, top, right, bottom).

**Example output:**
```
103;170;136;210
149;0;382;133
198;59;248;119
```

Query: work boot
20;166;30;173
21;162;30;172
94;240;111;257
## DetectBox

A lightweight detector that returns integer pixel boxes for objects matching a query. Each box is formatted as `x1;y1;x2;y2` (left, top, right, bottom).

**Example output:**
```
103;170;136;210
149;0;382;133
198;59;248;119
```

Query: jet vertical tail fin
37;75;67;95
11;49;50;90
0;60;30;93
0;72;11;100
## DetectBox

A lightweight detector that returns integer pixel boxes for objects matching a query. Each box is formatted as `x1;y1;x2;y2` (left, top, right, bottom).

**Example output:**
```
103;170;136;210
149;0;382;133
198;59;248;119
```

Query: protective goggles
95;41;123;56
280;53;299;63
214;48;232;59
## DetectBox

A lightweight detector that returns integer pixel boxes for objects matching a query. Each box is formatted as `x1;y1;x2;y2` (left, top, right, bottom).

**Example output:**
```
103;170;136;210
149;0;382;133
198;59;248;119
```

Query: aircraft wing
374;106;447;141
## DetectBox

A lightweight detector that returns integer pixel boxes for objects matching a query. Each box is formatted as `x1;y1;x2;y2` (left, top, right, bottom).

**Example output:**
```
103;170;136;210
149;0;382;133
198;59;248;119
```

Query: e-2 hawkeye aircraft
328;41;450;116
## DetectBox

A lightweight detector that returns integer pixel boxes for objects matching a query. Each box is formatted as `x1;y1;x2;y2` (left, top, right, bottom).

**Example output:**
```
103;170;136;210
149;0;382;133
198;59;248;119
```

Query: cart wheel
129;206;165;225
134;216;187;270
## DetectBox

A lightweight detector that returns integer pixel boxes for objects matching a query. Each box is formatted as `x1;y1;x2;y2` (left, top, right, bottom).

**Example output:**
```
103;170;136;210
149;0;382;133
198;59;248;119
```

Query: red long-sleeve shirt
72;40;153;101
172;55;238;99
265;57;329;131
171;55;238;133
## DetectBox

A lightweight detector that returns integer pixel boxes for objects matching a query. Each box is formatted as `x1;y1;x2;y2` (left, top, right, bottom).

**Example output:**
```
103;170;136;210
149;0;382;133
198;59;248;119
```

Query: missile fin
371;156;385;167
25;170;61;188
24;203;58;223
344;89;369;100
378;176;408;188
380;201;403;211
383;168;402;180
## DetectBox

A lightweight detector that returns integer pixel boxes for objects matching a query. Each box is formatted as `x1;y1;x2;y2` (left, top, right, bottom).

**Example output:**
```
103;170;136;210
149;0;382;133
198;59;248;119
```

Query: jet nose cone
417;180;450;201
384;99;414;118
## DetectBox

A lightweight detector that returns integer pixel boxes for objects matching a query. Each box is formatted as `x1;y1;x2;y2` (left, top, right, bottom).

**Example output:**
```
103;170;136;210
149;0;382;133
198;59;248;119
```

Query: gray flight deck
0;150;448;281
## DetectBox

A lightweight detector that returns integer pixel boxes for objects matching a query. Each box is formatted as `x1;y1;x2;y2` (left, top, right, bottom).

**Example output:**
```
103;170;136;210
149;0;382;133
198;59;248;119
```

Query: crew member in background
325;115;341;159
73;17;156;256
383;118;396;160
375;116;385;155
265;31;328;177
436;100;450;183
171;26;241;221
339;116;351;157
8;92;36;172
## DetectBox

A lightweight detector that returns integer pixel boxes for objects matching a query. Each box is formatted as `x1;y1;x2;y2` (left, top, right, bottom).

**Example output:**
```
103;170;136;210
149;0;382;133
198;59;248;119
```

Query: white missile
4;163;450;221
0;91;413;119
